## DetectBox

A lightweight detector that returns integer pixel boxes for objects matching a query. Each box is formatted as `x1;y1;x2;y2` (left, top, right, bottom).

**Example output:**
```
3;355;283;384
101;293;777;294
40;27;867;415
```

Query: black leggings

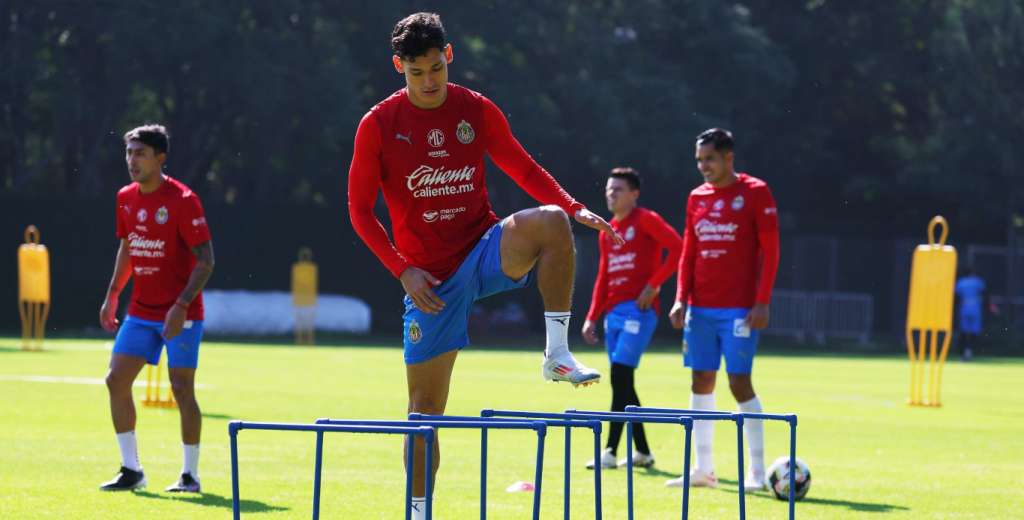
606;362;650;455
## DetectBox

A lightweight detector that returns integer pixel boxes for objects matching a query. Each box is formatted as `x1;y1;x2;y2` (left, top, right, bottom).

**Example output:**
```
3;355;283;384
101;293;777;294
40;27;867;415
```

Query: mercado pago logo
407;164;476;199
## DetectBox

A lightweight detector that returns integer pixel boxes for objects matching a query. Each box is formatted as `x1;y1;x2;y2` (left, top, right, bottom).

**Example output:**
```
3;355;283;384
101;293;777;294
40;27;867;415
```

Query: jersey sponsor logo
155;206;169;225
422;210;439;223
127;232;166;258
427;129;445;147
192;217;207;227
700;249;728;259
136;208;148;222
395;132;412;145
407;164;477;198
133;266;160;276
135;225;148;232
694;219;738;242
408;319;422;344
764;207;777;215
428;150;450;158
731;195;744;211
423;206;468;223
608;252;637;273
624;226;636;241
456;120;475;144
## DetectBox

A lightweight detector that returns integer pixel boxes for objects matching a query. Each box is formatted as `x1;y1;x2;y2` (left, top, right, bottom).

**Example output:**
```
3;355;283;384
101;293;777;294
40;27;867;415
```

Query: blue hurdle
412;412;603;520
625;406;799;520
228;420;435;520
317;417;548;520
480;409;694;520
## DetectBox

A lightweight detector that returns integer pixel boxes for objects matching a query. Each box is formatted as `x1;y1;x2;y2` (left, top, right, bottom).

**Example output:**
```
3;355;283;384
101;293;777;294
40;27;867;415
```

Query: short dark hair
609;167;640;190
696;128;734;152
391;12;446;61
124;124;169;155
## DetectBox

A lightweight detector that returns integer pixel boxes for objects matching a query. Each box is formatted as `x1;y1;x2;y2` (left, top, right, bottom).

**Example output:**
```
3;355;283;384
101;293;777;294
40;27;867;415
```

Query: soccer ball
764;456;811;501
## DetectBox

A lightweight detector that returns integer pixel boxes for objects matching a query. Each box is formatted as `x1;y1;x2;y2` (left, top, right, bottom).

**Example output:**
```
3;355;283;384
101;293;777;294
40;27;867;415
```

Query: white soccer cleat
542;352;601;387
618;451;655;469
665;468;718;488
744;472;767;491
585;447;618;470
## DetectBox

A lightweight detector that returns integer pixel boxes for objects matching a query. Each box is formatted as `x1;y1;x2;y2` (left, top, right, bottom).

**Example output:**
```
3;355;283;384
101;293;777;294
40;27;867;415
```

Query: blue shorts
960;308;982;335
604;301;658;368
683;307;758;374
112;315;204;368
403;222;530;364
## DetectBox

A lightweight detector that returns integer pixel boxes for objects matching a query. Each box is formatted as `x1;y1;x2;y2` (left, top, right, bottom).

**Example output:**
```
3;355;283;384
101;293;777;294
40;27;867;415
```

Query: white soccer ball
764;456;811;501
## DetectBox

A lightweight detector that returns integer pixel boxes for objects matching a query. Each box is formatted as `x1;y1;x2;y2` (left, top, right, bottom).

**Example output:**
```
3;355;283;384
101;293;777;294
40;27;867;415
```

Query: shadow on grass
714;481;910;514
201;411;235;421
136;490;288;513
632;466;681;479
0;345;55;354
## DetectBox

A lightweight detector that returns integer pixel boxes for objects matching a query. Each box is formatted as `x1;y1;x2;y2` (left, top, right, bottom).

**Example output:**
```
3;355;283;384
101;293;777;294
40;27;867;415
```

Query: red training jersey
347;83;584;281
676;173;780;308
116;175;212;321
586;207;682;321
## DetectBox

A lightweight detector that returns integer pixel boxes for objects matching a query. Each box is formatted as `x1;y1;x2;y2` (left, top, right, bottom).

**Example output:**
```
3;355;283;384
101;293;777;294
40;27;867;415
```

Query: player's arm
748;185;780;330
347;113;444;314
164;194;216;339
582;234;610;344
670;198;697;329
100;239;132;332
481;97;623;245
636;211;683;311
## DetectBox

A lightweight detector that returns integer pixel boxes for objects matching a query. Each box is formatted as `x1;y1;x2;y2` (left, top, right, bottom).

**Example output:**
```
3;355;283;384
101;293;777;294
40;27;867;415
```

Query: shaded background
3;1;1023;349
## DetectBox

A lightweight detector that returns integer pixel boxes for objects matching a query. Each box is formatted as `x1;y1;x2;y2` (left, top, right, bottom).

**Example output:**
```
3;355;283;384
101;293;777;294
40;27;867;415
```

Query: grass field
0;338;1021;519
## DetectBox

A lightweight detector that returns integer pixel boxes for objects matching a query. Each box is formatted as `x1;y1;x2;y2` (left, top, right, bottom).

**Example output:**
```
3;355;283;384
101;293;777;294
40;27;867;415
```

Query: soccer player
582;167;682;470
665;128;780;490
98;125;214;493
955;267;986;361
347;13;621;516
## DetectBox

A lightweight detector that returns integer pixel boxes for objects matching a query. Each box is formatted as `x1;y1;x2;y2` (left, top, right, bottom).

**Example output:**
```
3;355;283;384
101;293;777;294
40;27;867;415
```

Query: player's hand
100;297;120;332
745;303;770;330
669;301;687;330
400;266;445;314
575;208;624;245
582;319;599;345
636;285;660;310
163;303;187;339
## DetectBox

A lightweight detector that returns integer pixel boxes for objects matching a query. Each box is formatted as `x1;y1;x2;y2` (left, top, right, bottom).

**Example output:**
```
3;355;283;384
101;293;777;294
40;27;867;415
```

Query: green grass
0;338;1021;519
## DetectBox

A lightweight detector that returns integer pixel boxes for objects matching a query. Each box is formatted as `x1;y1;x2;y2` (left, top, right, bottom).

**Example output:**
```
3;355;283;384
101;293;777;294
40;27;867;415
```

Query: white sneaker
743;472;767;491
618;451;655;469
585;447;617;470
665;468;718;488
542;352;601;387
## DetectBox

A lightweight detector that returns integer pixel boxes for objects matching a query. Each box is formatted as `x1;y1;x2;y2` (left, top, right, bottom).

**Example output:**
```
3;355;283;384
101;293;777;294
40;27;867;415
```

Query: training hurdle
625;406;799;520
412;412;603;520
228;420;435;520
483;409;694;520
317;417;548;520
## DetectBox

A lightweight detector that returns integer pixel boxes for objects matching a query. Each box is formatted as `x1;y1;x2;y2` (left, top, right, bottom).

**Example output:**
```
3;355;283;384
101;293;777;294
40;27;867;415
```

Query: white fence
766;290;873;344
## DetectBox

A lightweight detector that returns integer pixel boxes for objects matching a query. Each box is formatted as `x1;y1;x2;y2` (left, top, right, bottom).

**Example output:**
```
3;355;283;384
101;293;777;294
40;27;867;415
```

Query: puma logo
552;318;568;326
395;132;412;145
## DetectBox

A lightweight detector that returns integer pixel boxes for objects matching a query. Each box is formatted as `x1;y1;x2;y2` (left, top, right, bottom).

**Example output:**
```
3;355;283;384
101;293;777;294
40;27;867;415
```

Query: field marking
0;374;209;389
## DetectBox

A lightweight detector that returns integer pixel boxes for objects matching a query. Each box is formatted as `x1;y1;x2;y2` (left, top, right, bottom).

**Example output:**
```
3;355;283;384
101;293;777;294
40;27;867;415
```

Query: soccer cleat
99;466;147;491
166;472;201;493
542;352;601;387
585;447;618;470
744;472;767;491
665;468;718;488
619;451;655;469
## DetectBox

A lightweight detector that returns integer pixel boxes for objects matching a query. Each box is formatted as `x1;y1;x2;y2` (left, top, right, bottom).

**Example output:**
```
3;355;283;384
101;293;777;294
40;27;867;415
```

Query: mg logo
427;129;445;148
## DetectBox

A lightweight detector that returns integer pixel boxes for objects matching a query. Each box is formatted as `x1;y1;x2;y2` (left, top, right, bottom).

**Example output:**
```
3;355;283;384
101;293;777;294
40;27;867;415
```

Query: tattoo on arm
177;241;215;305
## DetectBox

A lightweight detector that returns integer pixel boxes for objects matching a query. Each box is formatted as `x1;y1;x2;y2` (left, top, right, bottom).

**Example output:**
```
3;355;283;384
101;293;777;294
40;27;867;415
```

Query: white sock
738;396;765;478
543;312;571;358
116;431;141;471
182;443;200;477
691;392;715;474
410;496;426;520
